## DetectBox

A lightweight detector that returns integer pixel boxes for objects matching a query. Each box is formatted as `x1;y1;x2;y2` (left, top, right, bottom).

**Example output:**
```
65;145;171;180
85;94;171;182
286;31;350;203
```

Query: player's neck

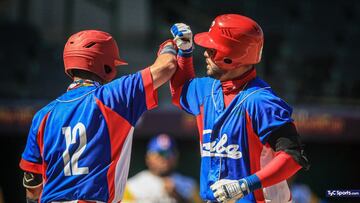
73;76;103;84
73;76;89;81
219;65;254;82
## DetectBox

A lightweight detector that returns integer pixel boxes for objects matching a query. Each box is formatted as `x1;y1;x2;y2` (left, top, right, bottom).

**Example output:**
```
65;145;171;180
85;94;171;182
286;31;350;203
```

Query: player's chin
206;64;215;75
207;71;221;80
206;69;215;77
207;67;223;80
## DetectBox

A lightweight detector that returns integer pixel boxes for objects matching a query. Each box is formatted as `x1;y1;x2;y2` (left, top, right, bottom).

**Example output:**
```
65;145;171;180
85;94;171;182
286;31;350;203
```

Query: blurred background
1;0;360;202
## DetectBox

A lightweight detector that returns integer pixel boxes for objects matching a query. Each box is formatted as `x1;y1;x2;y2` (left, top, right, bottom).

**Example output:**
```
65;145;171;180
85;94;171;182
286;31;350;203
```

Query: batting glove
210;179;247;202
170;23;193;57
157;39;177;56
210;175;262;202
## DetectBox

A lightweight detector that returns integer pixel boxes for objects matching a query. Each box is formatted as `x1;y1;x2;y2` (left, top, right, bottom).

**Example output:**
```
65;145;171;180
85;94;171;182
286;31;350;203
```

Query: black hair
70;69;104;83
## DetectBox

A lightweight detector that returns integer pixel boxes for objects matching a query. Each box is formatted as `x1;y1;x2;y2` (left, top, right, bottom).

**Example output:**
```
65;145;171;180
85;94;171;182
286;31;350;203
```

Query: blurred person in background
123;134;202;203
169;14;310;203
288;175;326;203
19;30;178;203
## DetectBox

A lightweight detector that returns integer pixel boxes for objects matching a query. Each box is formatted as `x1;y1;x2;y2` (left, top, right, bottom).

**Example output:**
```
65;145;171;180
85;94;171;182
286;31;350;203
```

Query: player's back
40;84;115;202
20;70;157;203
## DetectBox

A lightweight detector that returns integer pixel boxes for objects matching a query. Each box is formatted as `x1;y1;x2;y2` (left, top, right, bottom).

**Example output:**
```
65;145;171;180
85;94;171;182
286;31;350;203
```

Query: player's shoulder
172;173;196;185
31;100;58;124
188;76;217;93
105;71;142;87
171;173;197;196
95;71;142;96
191;76;216;86
244;77;292;110
127;170;159;185
245;77;280;101
127;170;163;194
127;170;168;199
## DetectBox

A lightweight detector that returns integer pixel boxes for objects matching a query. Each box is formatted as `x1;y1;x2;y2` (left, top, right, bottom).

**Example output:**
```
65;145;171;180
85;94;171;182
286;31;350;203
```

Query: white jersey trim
112;127;134;203
211;80;218;111
56;89;98;103
231;87;271;113
202;129;212;135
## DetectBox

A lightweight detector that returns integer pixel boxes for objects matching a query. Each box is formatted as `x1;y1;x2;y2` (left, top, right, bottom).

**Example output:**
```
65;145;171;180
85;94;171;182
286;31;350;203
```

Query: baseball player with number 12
170;14;310;202
19;30;178;203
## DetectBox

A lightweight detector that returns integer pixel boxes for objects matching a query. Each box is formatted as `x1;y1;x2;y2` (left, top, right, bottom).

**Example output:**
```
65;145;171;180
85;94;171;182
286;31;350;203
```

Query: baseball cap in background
147;134;178;158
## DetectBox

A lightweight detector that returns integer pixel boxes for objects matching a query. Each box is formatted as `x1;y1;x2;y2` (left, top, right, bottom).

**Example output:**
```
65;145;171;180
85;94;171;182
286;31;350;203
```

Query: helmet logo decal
209;20;215;32
258;45;263;61
157;134;171;150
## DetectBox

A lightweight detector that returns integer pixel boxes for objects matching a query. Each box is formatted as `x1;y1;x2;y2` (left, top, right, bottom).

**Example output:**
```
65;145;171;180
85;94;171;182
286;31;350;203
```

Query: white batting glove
210;179;250;202
170;23;193;56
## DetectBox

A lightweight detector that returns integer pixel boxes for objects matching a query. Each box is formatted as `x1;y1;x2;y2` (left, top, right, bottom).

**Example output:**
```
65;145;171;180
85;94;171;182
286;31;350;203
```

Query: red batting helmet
63;30;127;82
194;14;264;70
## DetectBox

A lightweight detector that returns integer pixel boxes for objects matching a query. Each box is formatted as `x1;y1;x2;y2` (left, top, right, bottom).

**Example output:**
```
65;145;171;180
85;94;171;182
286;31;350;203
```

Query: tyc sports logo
201;133;242;159
327;190;360;197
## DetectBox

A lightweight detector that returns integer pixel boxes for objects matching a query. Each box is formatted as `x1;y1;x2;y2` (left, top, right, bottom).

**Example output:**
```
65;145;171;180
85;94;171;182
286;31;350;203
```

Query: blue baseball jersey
177;76;293;202
20;68;157;203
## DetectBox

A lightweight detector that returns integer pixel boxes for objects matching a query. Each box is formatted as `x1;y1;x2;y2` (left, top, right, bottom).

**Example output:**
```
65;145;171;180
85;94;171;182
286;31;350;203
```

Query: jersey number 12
62;122;89;176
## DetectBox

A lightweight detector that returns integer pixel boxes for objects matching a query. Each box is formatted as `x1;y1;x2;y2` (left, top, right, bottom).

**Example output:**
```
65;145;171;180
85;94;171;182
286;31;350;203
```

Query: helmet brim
194;32;217;49
115;58;128;66
194;32;228;53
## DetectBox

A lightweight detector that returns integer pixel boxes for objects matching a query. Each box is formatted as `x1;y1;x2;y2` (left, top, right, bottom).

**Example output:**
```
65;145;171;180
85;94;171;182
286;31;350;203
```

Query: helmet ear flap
104;65;112;74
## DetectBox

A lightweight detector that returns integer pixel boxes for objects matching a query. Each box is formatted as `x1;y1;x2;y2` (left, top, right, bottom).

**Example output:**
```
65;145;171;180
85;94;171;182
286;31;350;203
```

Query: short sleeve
20;114;43;174
95;67;158;125
178;78;203;116
249;91;293;144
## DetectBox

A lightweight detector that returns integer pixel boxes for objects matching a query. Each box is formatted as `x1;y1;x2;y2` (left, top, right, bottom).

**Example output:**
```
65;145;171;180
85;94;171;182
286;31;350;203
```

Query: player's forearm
254;151;302;188
26;186;42;203
169;23;195;107
170;56;195;106
173;56;195;86
150;51;177;89
23;171;43;202
214;151;301;198
248;123;307;189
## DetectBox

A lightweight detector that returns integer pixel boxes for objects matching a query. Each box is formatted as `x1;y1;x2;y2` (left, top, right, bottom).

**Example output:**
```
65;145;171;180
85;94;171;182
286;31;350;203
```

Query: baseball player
169;14;310;203
19;30;178;203
123;134;202;203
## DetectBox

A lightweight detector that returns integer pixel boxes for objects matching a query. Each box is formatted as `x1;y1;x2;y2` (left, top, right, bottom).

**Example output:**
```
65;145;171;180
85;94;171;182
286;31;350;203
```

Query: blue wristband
242;174;262;194
178;48;193;57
